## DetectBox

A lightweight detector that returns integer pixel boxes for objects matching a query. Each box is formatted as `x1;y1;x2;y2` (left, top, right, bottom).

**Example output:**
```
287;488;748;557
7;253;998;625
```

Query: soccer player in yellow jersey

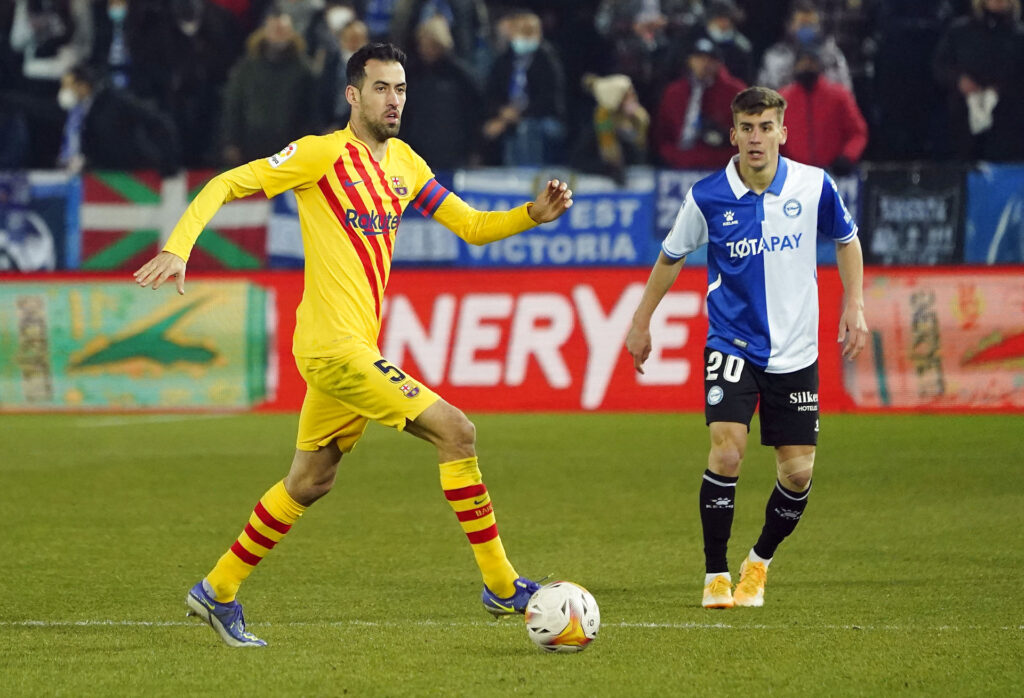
133;43;573;648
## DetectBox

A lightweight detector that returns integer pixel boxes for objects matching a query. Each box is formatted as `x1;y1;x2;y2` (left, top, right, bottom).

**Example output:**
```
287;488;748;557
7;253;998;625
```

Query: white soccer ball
524;581;600;653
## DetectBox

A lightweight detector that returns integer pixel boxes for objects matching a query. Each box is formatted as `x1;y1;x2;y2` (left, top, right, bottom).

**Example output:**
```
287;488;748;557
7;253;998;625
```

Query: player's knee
709;445;743;476
302;469;339;503
780;467;813;492
443;411;476;454
286;446;342;505
777;450;815;492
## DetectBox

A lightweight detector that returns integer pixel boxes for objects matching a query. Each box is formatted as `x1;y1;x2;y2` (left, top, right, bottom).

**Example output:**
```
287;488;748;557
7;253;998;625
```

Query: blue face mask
108;5;127;23
794;25;820;45
510;37;540;55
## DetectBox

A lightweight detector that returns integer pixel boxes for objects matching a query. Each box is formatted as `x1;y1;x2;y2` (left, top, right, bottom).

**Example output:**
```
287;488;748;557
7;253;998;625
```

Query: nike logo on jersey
726;233;803;259
343;179;362;187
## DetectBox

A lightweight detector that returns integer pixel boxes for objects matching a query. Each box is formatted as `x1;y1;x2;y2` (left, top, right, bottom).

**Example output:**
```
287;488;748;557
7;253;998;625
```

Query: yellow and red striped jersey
163;125;537;357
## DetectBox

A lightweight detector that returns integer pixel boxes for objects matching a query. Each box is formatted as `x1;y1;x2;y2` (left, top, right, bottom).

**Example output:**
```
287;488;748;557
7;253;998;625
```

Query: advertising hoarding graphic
380;269;706;410
845;271;1024;409
0;281;272;410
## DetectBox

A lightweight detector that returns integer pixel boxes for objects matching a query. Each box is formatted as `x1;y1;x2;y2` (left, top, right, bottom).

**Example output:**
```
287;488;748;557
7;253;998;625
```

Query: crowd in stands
1;0;1022;177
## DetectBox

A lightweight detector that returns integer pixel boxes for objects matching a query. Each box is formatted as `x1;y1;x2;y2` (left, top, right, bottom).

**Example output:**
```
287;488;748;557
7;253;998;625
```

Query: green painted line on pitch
197;229;261;269
92;171;161;204
871;330;889;406
81;230;160;270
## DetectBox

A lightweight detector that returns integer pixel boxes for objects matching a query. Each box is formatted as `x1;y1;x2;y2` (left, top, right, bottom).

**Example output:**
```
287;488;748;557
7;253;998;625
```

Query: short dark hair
731;86;787;123
346;42;407;88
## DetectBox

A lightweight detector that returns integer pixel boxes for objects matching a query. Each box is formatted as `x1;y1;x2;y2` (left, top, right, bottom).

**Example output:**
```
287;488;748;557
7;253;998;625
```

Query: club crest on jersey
722;210;739;226
268;142;297;168
391;176;408;196
784;199;802;218
400;382;420;398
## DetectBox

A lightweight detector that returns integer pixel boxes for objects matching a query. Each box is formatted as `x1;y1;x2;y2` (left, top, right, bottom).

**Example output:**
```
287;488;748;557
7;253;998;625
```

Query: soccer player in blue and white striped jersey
626;86;868;609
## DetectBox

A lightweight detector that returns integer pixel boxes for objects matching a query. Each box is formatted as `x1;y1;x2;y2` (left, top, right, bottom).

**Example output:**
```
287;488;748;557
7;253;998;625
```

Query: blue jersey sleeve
817;172;857;242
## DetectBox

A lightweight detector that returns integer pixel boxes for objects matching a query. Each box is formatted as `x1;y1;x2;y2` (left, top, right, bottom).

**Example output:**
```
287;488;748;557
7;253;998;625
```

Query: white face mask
58;87;79;111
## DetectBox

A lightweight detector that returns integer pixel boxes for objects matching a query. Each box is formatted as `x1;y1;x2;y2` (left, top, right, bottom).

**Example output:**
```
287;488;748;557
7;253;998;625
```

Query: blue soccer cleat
185;580;267;648
481;576;541;617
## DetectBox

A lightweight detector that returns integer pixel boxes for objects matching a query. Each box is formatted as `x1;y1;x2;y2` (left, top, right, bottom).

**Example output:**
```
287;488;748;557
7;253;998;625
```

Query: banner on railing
0;171;74;271
79;170;269;271
965;163;1024;264
859;165;966;265
392;168;661;267
0;280;273;410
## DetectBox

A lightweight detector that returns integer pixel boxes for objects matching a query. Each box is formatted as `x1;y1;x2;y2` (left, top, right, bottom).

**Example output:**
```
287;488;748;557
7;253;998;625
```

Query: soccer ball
524;581;600;653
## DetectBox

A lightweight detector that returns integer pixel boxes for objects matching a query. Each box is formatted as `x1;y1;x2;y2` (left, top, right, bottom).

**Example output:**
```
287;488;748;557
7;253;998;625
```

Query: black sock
699;469;737;574
753;481;811;560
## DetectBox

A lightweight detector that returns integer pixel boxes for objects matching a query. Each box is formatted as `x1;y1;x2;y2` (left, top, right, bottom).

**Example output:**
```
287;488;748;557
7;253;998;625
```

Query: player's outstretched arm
134;251;187;295
527;179;573;224
836;237;868;360
626;252;686;374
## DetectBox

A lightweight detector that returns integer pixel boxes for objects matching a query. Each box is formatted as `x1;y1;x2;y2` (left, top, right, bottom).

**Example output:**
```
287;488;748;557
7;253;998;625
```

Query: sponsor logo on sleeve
268;142;298;168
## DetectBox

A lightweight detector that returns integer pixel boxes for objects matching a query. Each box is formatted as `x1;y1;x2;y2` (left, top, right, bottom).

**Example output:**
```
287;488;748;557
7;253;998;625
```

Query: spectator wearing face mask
220;9;320;166
757;0;852;91
653;36;746;169
778;45;867;176
56;62;181;174
89;0;132;90
698;0;755;85
481;10;566;166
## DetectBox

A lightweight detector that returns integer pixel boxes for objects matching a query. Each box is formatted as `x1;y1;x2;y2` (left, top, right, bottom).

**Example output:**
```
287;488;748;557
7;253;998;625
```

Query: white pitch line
74;414;235;428
2;620;1021;632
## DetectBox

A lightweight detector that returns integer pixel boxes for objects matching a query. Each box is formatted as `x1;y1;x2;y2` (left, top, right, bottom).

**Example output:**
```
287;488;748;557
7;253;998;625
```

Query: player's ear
729;126;737;147
779;124;788;146
345;84;359;107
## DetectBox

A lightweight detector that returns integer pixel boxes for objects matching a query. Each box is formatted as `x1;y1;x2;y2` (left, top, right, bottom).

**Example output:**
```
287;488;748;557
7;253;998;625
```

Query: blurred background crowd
2;0;1022;180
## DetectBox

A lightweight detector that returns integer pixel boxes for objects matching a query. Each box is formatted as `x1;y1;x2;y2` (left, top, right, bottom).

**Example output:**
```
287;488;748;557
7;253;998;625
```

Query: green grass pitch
2;412;1022;696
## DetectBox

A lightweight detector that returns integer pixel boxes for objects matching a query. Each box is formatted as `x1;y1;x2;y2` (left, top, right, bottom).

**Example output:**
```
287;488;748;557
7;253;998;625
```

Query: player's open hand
529;179;573;224
133;251;187;295
838;302;868;360
625;323;652;374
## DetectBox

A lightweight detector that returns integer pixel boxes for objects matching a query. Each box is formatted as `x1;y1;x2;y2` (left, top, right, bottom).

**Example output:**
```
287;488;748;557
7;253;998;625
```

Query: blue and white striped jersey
662;156;857;373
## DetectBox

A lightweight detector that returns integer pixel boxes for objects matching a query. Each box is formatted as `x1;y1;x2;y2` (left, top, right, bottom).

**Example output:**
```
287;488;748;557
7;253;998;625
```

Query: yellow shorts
294;340;439;453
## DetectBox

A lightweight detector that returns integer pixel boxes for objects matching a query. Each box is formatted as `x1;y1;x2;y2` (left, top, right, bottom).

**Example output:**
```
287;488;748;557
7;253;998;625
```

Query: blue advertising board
393;167;660;267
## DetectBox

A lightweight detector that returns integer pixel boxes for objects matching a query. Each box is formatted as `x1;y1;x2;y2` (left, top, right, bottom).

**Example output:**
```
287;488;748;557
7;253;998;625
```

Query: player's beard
360;111;401;142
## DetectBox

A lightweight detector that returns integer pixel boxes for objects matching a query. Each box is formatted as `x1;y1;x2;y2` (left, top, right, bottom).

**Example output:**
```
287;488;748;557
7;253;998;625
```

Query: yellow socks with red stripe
205;480;307;603
440;457;517;598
